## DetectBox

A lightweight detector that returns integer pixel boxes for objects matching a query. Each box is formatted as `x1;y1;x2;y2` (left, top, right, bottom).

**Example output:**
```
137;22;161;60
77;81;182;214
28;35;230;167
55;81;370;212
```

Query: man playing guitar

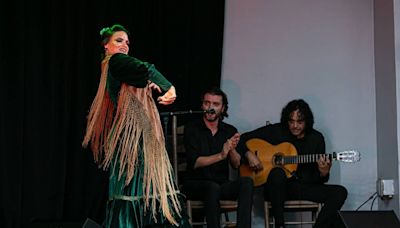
237;99;348;228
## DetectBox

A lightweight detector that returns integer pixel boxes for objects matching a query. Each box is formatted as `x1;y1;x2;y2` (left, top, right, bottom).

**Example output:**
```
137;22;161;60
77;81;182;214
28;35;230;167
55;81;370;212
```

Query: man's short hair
201;87;229;119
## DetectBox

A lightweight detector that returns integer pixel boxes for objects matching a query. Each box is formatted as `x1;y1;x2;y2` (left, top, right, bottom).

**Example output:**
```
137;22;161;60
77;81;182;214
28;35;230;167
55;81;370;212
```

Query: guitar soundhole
273;154;284;166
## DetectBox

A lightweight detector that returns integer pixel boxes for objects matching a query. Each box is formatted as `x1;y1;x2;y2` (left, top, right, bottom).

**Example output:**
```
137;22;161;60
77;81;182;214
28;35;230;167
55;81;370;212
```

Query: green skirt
105;150;191;228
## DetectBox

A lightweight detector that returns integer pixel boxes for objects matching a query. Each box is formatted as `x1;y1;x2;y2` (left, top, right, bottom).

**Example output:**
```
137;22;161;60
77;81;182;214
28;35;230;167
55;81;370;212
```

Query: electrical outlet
376;179;394;199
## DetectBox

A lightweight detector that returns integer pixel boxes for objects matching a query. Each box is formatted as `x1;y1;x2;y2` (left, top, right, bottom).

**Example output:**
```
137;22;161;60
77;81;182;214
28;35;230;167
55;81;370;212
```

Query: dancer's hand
158;86;176;105
149;82;162;93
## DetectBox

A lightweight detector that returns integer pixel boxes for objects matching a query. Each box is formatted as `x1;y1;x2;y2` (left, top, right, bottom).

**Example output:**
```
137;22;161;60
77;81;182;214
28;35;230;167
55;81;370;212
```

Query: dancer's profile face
104;31;130;55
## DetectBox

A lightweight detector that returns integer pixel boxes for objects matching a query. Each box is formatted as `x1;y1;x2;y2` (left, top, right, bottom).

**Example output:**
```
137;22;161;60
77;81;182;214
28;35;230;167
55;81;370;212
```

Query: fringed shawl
82;56;181;225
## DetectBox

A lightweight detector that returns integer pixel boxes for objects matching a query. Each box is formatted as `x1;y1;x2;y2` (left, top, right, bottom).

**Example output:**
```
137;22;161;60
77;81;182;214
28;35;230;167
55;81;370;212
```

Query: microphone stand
160;110;206;116
159;110;205;185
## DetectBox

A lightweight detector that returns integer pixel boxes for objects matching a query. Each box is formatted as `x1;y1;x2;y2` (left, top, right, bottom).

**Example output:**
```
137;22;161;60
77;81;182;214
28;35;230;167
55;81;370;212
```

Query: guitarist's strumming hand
317;154;332;177
245;151;263;171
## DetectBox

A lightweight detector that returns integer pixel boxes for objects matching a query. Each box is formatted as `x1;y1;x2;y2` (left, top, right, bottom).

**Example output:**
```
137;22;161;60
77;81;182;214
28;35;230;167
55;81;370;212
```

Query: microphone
205;108;216;114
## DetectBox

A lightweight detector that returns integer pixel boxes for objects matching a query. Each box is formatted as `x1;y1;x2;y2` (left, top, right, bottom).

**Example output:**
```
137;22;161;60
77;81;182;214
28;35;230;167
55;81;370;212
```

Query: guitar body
240;138;298;186
240;138;360;186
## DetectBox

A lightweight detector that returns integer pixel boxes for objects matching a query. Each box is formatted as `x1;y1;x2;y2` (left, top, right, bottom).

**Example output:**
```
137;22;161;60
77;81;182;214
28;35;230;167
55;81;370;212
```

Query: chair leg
264;201;321;227
187;201;192;225
312;210;316;222
224;212;229;223
264;202;270;228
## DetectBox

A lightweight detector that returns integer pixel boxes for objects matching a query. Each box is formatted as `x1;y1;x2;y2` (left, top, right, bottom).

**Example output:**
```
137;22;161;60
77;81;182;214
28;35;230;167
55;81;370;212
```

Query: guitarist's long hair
280;99;314;133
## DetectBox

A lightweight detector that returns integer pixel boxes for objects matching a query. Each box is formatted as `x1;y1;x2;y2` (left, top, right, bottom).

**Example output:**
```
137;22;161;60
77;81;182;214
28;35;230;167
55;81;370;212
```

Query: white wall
393;0;400;213
397;0;400;213
221;0;377;222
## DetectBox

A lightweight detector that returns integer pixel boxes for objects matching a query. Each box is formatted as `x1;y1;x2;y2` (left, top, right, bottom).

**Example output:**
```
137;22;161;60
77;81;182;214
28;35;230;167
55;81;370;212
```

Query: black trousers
265;168;347;228
182;177;253;228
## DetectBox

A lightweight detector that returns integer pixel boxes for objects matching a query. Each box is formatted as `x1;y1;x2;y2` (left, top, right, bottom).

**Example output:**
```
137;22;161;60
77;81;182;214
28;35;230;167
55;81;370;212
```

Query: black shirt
236;123;329;184
184;119;238;183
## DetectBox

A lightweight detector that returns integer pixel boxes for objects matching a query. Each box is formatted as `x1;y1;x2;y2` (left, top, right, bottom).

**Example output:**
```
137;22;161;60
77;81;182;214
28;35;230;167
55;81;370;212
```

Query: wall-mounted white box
377;179;394;199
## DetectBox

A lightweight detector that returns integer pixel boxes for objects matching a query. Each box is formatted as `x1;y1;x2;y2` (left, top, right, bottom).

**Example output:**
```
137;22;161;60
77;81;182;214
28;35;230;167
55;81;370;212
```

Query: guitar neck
280;153;335;165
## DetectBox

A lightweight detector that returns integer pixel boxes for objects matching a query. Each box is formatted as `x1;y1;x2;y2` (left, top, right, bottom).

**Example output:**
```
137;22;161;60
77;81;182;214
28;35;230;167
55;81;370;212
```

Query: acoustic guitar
239;138;360;186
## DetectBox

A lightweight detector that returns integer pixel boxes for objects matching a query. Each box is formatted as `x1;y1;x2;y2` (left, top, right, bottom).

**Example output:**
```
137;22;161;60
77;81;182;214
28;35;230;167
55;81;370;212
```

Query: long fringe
106;85;181;225
82;56;114;163
82;57;181;225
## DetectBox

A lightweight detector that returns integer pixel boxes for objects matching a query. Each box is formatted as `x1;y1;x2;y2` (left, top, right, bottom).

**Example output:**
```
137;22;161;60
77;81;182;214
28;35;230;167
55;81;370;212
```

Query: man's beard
204;113;220;122
290;128;305;138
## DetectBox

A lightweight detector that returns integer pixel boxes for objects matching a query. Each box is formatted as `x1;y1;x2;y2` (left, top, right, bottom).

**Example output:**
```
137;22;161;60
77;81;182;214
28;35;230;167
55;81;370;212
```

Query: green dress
104;53;190;228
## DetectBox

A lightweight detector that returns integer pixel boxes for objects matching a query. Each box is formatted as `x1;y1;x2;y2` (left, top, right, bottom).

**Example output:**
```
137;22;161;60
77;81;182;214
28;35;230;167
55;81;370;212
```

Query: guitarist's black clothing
237;123;329;184
237;123;347;228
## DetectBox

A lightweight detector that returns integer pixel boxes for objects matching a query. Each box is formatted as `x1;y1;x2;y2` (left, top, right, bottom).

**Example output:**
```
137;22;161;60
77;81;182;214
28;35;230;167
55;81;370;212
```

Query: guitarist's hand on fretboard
317;154;332;177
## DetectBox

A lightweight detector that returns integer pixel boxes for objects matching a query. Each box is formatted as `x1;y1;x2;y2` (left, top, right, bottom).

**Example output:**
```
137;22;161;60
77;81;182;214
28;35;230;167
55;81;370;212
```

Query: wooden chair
187;200;238;226
264;200;321;228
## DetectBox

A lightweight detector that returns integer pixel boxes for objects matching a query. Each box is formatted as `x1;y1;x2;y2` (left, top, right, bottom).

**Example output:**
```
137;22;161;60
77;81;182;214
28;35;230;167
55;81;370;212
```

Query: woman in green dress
82;24;190;228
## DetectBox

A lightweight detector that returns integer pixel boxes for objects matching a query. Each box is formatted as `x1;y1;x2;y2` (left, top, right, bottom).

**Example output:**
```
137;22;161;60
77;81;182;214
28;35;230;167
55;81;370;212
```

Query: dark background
0;0;225;227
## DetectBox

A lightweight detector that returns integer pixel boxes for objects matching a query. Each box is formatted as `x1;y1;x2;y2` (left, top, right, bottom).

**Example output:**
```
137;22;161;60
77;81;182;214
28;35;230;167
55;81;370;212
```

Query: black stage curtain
0;0;225;227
